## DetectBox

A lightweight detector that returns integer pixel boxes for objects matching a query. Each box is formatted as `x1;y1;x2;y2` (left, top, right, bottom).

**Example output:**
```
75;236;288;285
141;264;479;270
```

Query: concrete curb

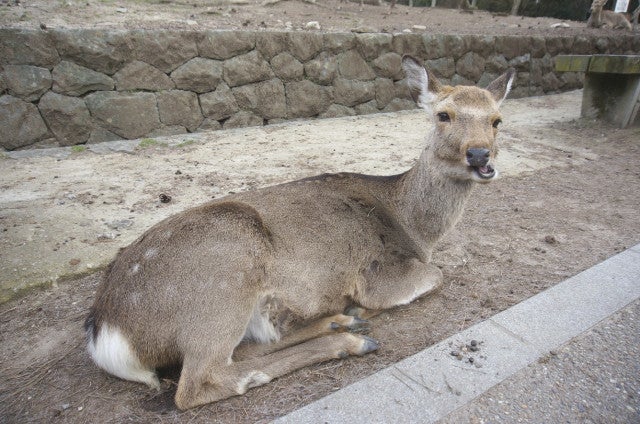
273;244;640;423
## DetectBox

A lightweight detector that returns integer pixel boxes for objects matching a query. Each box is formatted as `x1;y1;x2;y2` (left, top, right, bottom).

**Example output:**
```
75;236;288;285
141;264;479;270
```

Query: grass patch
71;145;87;153
137;138;167;149
175;139;196;148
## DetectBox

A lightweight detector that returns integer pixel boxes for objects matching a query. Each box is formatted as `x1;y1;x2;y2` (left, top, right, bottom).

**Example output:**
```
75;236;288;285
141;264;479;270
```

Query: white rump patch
87;323;160;389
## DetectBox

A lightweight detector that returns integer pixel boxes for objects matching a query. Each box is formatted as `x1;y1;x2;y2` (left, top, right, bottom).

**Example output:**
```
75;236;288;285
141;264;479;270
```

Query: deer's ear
402;55;440;110
486;68;516;106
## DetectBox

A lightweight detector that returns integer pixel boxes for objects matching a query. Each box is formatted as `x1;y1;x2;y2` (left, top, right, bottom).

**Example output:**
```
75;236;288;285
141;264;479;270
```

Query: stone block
286;80;333;117
355;100;378;115
325;33;356;53
337;50;376;81
392;33;426;59
197;118;223;132
87;127;120;144
372;52;403;80
130;31;198;73
382;98;416;113
508;53;531;72
495;36;525;60
0;95;49;150
223;111;263;129
541;72;561;92
305;52;337;85
426;57;455;79
529;36;547;59
374;77;395;109
199;31;255;60
442;35;467;60
0;29;59;68
271;52;304;82
477;72;499;88
451;74;475;86
38;92;93;146
422;35;446;60
288;32;324;62
456;52;485;82
356;33;392;61
394;78;412;100
156;90;203;132
199;83;239;121
485;54;509;74
544;37;564;59
148;125;187;138
85;91;161;139
232;79;286;120
333;78;375;107
256;31;289;60
52;61;114;96
2;65;51;101
52;29;131;74
114;61;175;91
223;51;273;88
463;35;495;58
319;104;355;118
171;57;223;93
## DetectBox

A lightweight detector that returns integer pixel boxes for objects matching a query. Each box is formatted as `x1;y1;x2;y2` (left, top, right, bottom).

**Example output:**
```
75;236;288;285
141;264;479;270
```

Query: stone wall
1;29;638;150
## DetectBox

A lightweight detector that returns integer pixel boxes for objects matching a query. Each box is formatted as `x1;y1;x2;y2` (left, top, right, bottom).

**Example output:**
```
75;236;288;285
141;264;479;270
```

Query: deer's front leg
353;258;443;311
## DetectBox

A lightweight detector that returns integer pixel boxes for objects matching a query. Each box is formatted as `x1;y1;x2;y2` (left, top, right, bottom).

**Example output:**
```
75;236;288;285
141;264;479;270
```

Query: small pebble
159;193;172;203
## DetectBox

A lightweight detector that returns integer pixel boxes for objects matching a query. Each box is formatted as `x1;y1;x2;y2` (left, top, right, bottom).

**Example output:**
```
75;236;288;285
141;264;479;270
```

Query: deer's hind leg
235;312;371;360
175;331;378;410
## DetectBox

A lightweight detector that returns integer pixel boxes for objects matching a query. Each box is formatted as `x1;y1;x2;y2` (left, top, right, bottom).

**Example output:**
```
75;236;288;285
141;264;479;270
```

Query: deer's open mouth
472;164;496;179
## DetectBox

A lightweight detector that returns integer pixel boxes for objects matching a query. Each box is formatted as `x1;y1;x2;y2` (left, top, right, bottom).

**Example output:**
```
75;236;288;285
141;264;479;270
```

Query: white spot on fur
87;323;160;389
130;263;140;274
237;371;271;394
243;300;280;344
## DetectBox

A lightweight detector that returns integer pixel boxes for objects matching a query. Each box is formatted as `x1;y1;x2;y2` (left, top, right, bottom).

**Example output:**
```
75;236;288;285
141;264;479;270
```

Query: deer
85;56;515;410
587;0;633;30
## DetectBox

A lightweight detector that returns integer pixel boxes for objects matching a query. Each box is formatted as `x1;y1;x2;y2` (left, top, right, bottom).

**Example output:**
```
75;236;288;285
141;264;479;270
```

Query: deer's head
402;55;515;184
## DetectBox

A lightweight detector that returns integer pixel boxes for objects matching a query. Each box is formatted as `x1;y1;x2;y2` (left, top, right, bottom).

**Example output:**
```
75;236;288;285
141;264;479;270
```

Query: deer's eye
492;118;502;128
437;112;450;123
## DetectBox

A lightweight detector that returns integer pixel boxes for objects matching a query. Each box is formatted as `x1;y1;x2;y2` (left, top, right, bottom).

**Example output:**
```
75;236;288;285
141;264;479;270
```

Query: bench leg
582;73;640;128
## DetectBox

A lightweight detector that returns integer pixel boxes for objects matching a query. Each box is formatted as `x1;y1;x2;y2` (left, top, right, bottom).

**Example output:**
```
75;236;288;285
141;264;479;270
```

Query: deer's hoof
359;335;379;355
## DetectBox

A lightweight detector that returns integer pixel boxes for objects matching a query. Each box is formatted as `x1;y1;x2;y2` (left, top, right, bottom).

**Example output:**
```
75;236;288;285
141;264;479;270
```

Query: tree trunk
431;0;437;7
511;0;522;15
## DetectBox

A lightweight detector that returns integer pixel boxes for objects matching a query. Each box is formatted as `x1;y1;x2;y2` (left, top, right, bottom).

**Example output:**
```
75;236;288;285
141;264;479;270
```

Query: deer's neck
391;142;474;261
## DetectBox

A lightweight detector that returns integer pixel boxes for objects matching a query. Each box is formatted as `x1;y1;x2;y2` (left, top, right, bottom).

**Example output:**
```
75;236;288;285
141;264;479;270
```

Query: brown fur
86;56;515;410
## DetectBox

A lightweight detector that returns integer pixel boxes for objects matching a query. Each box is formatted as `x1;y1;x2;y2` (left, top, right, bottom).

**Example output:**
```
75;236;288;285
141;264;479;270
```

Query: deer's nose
466;148;490;167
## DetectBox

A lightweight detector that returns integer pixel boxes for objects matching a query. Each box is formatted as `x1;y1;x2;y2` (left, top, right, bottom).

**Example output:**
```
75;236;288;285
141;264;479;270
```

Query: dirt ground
1;0;636;36
1;91;640;422
1;1;640;423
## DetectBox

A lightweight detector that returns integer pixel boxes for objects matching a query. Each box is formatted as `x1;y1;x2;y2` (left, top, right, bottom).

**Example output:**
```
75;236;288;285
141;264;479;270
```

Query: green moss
71;145;87;153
